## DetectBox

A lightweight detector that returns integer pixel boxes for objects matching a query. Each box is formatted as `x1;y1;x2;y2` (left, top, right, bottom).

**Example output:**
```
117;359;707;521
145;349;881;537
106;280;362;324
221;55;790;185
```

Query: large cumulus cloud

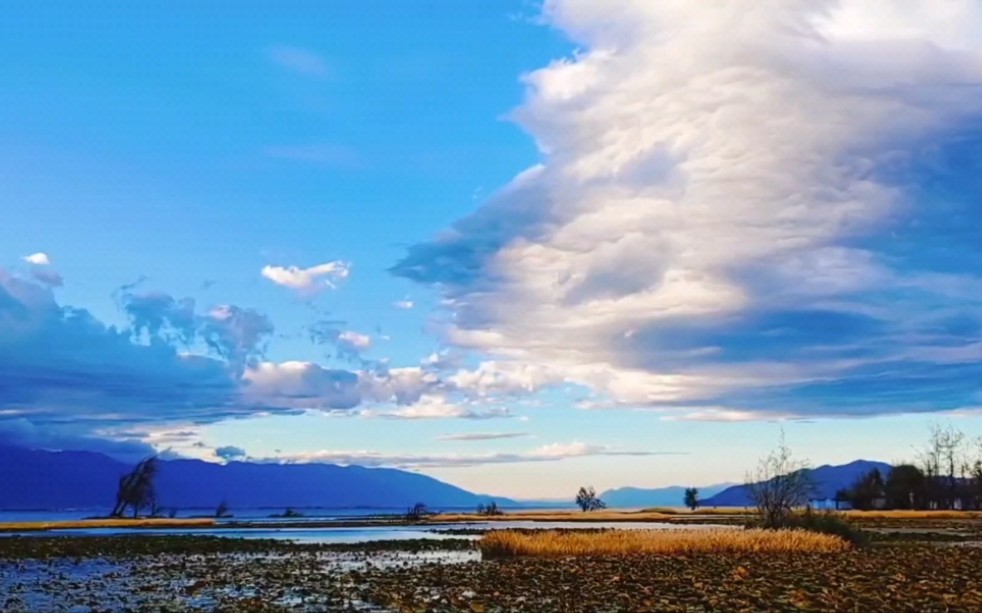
392;0;982;419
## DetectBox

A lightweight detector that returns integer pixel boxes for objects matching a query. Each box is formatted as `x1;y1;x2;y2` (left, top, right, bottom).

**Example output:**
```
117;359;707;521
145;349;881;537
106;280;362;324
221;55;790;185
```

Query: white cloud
392;0;982;419
20;252;62;287
22;252;50;266
393;299;415;310
261;261;350;296
338;330;371;351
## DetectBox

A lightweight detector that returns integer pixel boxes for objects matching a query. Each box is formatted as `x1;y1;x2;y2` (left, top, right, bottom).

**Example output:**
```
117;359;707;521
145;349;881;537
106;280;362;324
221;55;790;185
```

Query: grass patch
842;510;982;520
480;528;849;558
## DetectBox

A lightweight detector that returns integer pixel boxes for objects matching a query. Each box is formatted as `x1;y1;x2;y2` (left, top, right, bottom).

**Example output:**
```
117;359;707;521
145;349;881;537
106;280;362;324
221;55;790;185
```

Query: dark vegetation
110;456;159;518
683;487;699;510
837;424;982;511
475;501;503;516
404;502;430;522
269;507;304;518
575;486;607;512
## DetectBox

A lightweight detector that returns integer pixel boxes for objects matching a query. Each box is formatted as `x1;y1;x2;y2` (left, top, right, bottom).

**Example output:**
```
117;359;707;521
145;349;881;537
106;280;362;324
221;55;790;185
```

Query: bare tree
920;423;966;509
746;432;813;527
111;456;160;518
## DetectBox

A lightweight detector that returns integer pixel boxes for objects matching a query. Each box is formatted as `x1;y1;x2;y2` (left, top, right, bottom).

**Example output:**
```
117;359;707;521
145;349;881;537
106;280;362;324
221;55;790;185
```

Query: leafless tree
746;432;813;527
920;423;966;509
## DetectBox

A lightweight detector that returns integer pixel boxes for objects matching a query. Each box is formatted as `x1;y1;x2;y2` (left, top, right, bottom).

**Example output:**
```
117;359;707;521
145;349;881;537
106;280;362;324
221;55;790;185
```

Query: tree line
838;423;982;511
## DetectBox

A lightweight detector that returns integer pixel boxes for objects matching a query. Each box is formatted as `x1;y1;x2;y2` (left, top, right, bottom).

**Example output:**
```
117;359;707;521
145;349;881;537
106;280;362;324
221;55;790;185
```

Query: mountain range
0;445;512;511
703;460;892;506
600;483;735;508
0;445;892;512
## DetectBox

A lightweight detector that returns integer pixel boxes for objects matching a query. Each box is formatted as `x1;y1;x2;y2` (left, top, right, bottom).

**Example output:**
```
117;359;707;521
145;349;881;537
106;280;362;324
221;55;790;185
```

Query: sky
2;0;982;499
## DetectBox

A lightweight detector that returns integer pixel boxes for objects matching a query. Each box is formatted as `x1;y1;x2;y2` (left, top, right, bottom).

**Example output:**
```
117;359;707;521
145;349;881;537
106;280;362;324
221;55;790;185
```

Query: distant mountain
703;460;892;507
601;483;735;509
0;446;513;511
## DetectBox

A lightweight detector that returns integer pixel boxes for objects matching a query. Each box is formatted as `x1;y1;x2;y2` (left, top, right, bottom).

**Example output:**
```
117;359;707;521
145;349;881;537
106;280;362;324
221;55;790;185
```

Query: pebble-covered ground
3;531;982;612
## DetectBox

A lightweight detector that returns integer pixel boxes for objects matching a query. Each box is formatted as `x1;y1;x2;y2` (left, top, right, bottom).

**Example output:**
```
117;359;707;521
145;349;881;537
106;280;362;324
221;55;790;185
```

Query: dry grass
480;528;850;558
842;510;982;520
430;510;676;523
0;518;216;532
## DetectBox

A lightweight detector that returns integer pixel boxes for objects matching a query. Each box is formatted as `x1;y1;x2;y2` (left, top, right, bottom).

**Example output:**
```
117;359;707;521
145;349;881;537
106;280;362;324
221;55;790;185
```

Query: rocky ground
3;525;982;612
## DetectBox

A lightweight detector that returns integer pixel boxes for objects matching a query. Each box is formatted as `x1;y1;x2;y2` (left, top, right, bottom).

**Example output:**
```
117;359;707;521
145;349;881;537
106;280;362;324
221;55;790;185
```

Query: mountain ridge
703;459;892;507
600;483;735;508
0;445;514;511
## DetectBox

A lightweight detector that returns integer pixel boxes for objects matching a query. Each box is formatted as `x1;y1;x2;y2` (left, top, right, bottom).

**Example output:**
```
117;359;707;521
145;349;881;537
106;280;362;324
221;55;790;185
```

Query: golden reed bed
0;518;216;532
480;529;850;558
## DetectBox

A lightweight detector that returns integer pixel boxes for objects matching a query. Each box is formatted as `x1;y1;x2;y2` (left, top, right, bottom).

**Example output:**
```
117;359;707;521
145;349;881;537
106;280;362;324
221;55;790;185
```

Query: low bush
751;509;866;545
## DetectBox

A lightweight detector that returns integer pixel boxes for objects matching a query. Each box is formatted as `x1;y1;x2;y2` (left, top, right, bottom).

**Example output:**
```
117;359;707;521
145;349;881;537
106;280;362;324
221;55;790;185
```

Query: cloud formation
270;440;677;469
437;432;532;442
392;0;982;420
261;261;350;296
21;252;63;287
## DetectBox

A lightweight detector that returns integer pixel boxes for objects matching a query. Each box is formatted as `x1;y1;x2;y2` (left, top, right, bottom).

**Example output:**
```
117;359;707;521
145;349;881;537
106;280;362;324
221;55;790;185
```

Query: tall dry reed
480;528;850;558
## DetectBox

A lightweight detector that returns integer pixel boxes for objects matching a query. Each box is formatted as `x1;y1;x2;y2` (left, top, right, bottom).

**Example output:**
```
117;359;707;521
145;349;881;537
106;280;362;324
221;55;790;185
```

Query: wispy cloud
437;432;532;442
266;45;329;78
263;144;362;169
269;440;680;469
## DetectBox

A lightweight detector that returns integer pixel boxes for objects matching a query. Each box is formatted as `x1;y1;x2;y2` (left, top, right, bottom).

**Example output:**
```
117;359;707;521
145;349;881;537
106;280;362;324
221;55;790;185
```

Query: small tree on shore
111;456;160;518
405;502;429;521
575;486;606;512
684;487;700;511
746;433;813;527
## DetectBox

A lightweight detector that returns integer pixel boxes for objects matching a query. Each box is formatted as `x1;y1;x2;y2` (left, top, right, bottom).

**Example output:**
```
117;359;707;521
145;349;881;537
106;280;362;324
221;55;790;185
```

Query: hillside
0;445;510;511
601;483;734;508
703;460;892;507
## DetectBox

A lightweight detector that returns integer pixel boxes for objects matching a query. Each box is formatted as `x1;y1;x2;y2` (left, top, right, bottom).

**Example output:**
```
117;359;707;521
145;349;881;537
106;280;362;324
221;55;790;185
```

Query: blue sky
3;1;982;499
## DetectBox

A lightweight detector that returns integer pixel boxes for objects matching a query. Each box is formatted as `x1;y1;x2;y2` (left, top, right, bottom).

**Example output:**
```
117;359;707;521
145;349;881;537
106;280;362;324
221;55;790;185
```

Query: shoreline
3;508;981;534
0;509;752;534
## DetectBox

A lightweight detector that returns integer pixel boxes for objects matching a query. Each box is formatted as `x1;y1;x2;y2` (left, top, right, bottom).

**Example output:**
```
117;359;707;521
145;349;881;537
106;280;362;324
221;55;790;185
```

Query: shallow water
0;546;479;612
0;520;733;545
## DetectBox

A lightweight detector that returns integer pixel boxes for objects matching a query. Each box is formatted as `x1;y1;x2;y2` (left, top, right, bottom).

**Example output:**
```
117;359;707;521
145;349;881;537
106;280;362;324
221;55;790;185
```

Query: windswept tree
575;486;606;512
683;487;700;511
111;456;160;518
746;433;813;527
